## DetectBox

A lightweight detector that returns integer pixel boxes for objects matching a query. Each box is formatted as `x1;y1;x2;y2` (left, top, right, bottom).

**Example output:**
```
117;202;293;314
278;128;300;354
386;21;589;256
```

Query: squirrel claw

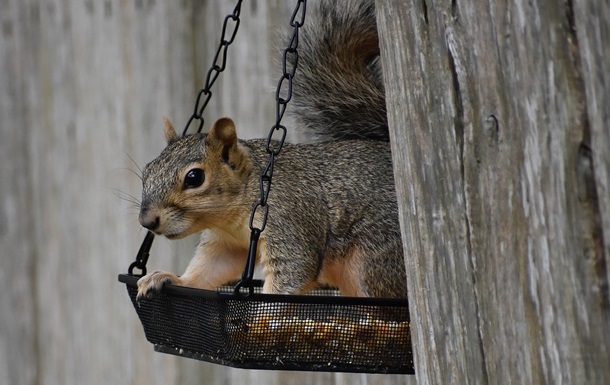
135;286;158;305
136;271;177;304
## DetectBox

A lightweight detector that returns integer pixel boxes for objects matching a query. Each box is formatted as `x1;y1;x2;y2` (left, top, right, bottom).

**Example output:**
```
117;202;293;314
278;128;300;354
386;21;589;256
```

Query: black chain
183;0;244;136
129;231;155;277
130;1;243;276
235;0;307;295
130;0;307;288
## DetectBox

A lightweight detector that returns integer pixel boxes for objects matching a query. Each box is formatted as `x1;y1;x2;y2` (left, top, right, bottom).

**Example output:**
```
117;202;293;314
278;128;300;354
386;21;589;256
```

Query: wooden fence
0;1;412;384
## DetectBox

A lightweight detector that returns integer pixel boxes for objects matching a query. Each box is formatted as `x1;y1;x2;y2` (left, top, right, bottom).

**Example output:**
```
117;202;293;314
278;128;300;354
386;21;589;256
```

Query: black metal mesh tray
119;274;413;374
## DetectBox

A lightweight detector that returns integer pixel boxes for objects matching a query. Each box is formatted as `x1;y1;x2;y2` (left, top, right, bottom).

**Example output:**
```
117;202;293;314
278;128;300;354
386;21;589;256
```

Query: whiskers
182;207;247;226
124;152;144;181
172;192;253;213
187;202;253;213
181;203;254;231
113;189;142;211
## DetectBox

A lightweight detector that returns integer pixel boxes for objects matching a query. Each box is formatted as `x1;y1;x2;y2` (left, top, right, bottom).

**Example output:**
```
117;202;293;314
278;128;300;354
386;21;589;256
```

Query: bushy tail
289;0;388;141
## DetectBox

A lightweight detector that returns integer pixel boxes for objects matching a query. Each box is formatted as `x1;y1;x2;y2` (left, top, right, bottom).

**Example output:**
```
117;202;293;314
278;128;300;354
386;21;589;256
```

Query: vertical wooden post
376;0;610;384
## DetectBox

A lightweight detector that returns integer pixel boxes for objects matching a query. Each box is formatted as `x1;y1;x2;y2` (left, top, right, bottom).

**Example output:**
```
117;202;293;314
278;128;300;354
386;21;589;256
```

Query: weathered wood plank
376;1;483;383
574;0;610;297
377;0;610;384
0;3;39;385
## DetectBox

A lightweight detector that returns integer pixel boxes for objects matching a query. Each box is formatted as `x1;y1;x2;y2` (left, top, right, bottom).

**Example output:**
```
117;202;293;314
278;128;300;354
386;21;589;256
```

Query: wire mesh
119;274;413;374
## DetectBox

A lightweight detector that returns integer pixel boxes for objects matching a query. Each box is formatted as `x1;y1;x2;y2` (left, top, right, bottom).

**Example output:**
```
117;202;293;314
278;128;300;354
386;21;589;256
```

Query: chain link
183;0;244;136
237;0;307;294
131;1;243;275
129;231;155;276
130;0;307;288
250;0;306;232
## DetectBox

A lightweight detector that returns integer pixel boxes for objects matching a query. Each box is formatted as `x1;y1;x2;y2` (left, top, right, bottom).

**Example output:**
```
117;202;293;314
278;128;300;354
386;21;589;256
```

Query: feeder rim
118;274;409;308
152;344;412;374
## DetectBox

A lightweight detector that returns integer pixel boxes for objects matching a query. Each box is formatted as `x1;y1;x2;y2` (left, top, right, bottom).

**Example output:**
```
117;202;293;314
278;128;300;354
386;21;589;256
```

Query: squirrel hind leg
359;246;408;299
259;238;322;295
261;273;319;296
318;253;367;297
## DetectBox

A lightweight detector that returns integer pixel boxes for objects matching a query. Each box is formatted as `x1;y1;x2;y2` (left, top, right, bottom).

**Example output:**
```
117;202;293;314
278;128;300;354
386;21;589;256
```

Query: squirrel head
139;117;252;239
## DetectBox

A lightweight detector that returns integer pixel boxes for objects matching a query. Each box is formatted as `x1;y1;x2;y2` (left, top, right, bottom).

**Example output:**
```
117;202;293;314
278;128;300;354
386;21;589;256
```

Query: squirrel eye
183;168;205;189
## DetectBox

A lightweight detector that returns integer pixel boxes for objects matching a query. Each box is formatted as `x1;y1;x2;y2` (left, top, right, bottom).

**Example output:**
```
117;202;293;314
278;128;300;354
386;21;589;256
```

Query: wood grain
377;0;610;384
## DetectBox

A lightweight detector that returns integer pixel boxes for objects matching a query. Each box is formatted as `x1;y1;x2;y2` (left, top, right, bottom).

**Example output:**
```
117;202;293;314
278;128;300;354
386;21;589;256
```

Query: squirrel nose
139;211;160;231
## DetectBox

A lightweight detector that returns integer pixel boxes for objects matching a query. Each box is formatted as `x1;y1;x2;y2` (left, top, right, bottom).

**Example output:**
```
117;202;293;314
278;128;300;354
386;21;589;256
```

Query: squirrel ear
163;116;179;144
208;117;237;147
208;117;238;166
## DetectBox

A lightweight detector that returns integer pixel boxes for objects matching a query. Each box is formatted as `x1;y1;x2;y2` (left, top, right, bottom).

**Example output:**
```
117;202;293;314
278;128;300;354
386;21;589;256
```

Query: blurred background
0;1;410;384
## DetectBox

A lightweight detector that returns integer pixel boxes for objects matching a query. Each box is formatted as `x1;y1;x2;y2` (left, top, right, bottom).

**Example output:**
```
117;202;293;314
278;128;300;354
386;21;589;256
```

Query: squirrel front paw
136;271;180;304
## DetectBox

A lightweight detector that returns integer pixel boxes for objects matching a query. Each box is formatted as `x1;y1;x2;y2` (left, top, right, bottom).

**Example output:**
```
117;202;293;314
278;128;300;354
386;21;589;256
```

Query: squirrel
136;0;407;301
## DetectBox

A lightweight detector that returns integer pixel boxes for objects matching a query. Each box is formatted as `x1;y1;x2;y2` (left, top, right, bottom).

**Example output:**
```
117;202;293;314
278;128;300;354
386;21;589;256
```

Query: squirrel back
289;0;388;141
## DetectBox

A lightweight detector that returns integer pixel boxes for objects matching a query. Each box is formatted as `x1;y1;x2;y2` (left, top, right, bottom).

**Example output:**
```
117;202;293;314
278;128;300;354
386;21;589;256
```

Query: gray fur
289;0;388;141
245;138;406;297
138;0;406;298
